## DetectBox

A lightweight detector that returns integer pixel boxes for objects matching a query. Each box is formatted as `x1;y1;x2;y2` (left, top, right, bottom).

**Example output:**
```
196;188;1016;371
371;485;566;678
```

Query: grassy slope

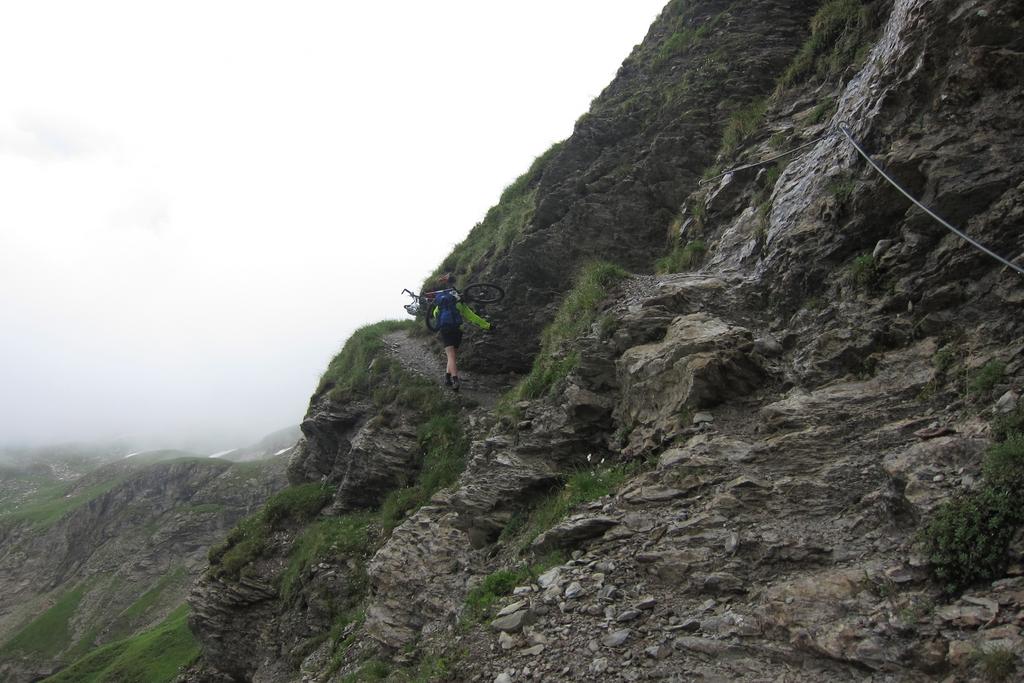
0;584;89;659
0;452;206;530
42;604;199;683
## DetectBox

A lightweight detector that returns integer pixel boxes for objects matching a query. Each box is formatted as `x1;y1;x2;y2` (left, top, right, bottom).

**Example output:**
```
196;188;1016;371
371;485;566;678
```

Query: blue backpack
434;290;462;329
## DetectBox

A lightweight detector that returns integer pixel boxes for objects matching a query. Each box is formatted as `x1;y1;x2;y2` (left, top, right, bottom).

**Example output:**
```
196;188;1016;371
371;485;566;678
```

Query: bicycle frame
401;287;455;317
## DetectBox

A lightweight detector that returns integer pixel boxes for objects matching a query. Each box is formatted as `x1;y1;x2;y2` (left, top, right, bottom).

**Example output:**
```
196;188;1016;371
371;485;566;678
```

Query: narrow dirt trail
383;330;513;409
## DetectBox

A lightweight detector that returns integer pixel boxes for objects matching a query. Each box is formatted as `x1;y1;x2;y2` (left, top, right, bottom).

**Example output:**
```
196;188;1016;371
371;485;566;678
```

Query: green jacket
433;301;491;330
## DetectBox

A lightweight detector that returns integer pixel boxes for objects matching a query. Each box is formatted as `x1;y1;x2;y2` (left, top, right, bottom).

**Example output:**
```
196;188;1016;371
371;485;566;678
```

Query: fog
0;1;667;451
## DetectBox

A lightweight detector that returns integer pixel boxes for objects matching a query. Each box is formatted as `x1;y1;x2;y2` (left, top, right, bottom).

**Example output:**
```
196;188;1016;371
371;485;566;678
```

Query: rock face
455;0;826;374
0;456;287;683
289;347;424;513
365;498;476;649
615;311;765;453
183;1;1024;681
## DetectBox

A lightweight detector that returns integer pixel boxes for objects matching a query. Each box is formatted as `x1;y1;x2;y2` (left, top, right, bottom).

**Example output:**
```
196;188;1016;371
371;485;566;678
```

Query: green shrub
922;435;1024;594
656;240;707;274
501;262;627;406
992;406;1024;442
969;360;1005;396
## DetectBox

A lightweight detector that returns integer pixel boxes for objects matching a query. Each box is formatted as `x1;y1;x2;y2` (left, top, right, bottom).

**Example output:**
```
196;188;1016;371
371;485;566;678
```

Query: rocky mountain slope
0;451;288;682
181;0;1024;681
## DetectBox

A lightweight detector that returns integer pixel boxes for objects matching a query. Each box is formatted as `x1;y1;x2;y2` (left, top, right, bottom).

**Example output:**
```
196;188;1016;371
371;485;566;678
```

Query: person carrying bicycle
433;272;491;391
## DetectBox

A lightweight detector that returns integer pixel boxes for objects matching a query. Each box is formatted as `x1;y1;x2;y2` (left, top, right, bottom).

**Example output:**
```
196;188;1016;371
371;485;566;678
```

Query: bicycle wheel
463;283;504;304
424;303;441;332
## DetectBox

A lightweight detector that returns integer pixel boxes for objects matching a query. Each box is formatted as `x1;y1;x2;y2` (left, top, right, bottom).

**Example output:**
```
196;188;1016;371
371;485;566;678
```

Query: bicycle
401;283;504;332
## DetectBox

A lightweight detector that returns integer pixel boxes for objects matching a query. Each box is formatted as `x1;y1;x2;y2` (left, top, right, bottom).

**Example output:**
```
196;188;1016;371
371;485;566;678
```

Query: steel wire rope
698;133;834;186
696;122;1023;277
838;124;1024;277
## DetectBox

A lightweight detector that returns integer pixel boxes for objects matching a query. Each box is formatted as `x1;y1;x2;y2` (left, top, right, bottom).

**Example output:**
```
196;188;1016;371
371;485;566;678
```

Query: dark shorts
440;326;463;348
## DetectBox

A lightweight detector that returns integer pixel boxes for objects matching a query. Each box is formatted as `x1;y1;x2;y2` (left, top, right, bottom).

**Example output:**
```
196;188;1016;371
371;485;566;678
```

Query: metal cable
698;132;833;186
838;124;1024;277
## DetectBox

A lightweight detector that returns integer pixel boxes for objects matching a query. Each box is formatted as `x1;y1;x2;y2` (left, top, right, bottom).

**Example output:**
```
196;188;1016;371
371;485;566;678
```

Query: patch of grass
341;659;392;683
804;296;824;311
921;435;1024;595
933;346;958;373
500;262;628;407
808;97;836;125
44;605;200;683
380;414;469;533
462;568;531;624
656;240;707;274
316;321;456;422
0;584;89;658
461;552;566;626
396;652;459;683
976;646;1018;682
514;467;632;550
721;98;768;155
849;253;878;290
279;514;372;604
597;314;619;341
313;320;415;404
969;360;1005;397
768;131;790;149
896;595;935;624
778;0;878;90
324;609;366;677
655;24;712;66
690;198;707;226
828;176;857;205
208;482;334;580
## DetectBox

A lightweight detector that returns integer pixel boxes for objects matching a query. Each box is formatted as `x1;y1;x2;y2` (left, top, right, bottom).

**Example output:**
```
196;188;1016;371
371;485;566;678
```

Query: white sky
0;1;666;449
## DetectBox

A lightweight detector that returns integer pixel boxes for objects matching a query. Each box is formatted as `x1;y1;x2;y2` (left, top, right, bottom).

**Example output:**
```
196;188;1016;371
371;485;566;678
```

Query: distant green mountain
0;433;292;682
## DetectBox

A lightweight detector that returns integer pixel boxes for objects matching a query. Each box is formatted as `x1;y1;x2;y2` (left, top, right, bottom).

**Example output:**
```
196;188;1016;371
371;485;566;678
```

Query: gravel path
383;330;513;409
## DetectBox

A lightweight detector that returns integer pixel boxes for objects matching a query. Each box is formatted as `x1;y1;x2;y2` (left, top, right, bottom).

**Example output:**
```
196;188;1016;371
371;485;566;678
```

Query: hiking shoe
444;373;452;387
452;376;461;392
